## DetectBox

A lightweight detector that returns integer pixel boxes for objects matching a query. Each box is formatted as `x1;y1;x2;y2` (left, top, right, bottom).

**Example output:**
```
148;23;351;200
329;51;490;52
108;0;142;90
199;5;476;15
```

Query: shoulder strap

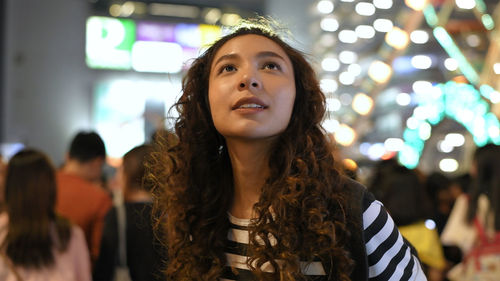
472;217;500;246
116;203;127;267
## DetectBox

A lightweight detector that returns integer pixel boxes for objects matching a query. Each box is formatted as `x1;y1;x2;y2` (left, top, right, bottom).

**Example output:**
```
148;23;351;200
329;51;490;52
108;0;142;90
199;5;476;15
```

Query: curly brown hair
149;22;353;280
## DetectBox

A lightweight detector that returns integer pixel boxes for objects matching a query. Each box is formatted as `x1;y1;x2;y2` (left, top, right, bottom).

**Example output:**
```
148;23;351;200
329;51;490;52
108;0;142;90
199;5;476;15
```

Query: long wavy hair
466;143;500;230
2;149;71;268
149;22;352;280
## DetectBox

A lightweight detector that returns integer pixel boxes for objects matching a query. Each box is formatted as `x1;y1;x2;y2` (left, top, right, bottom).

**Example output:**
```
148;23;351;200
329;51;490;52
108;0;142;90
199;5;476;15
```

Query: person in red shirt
56;131;112;265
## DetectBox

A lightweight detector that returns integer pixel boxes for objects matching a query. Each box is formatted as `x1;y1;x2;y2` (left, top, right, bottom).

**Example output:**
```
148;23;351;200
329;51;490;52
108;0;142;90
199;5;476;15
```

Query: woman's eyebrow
256;51;286;61
213;53;240;67
213;51;286;67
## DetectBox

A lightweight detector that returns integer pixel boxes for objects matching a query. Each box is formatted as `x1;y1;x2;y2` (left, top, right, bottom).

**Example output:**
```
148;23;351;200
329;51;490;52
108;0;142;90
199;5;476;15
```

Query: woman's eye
220;65;236;73
263;62;281;70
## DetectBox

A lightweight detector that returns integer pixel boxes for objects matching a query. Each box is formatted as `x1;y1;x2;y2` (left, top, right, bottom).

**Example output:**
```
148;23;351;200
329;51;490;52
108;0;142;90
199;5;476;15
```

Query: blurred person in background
56;131;112;266
448;173;469;201
424;172;463;273
0;149;91;280
93;144;165;281
441;143;500;256
425;172;454;235
369;159;446;281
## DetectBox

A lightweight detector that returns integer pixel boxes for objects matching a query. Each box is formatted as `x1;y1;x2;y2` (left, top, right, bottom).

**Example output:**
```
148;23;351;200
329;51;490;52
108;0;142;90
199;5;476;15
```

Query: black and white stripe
364;200;426;281
221;200;426;280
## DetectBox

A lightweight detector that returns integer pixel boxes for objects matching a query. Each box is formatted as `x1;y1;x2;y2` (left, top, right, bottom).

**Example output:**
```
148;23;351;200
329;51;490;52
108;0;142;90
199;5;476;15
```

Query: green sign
86;16;136;70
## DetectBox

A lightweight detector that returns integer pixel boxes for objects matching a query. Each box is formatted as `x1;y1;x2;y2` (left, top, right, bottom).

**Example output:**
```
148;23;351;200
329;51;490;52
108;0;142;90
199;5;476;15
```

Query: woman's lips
232;97;267;110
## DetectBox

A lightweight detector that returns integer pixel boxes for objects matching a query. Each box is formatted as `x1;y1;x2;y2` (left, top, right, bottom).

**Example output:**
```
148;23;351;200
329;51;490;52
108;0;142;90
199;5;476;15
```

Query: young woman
442;143;500;254
0;149;91;281
93;144;164;281
150;21;426;281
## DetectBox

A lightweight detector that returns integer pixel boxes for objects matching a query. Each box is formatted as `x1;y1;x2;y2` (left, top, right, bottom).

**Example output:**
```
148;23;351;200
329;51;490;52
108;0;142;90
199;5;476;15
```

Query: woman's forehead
211;34;290;63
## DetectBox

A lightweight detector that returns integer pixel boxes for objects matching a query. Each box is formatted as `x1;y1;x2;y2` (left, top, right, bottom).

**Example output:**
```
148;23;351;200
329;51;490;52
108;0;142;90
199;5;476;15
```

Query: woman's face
208;34;296;142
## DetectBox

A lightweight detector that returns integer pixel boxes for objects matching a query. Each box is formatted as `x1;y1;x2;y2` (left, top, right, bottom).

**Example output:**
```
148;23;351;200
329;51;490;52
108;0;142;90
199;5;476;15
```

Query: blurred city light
368;60;392;83
322;118;340;132
493;63;500;74
396;92;411;106
326;98;342;111
412;80;433;94
355;2;376;16
338;29;358;43
455;0;476;9
373;0;393;9
320;17;340;32
355;25;376;39
339;51;358;64
339;72;356;85
334;124;356;146
347;63;362;76
384;138;404;151
373;18;393;32
411;55;432;69
317;0;335;14
321;57;341;71
444;58;459;71
405;0;428;11
437;140;454;153
410;30;429;44
418;122;432;140
352;93;374;115
386;26;409;49
439;158;459;172
320;78;339;93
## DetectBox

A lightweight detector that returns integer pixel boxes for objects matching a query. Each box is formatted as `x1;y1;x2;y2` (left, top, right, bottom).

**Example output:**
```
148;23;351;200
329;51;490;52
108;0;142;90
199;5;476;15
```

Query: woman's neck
226;139;272;219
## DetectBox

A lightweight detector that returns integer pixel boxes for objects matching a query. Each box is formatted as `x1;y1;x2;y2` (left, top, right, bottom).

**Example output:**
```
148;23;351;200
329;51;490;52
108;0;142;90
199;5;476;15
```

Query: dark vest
322;177;372;281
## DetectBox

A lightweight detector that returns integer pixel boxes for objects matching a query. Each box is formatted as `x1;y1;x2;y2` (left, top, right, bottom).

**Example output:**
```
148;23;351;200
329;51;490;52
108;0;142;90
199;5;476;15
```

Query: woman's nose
238;75;260;90
238;81;259;89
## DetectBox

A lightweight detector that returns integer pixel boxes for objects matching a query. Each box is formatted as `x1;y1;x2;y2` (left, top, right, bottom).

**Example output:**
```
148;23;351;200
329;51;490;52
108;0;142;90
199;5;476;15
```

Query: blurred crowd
0;130;172;281
0;129;498;281
361;143;500;281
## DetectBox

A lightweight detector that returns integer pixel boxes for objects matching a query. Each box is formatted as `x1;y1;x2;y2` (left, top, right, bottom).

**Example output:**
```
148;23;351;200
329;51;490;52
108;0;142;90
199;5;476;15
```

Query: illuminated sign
85;16;221;73
86;17;136;70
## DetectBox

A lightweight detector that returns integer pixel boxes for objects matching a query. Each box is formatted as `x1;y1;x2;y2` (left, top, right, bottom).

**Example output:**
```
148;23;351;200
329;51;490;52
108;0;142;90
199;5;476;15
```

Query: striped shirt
222;200;427;280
